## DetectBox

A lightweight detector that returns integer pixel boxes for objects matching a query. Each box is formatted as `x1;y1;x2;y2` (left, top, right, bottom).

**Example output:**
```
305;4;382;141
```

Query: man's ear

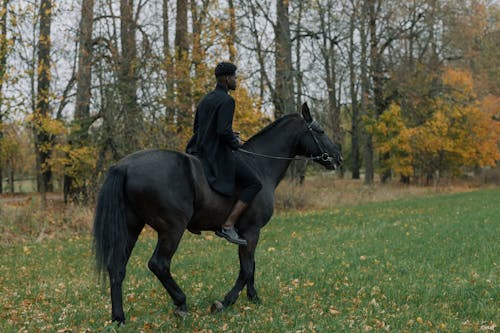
301;102;313;123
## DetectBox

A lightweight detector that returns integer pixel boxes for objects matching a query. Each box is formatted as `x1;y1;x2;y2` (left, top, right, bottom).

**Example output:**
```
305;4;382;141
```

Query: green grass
1;188;499;332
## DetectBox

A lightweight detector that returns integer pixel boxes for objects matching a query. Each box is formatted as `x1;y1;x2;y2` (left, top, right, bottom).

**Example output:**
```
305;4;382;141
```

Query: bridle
238;120;338;164
306;120;336;163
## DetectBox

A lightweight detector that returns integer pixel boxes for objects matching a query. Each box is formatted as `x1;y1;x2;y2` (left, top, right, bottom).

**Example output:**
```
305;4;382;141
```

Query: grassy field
0;188;498;332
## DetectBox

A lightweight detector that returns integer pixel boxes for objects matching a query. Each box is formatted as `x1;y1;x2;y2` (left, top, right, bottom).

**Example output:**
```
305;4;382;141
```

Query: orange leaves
372;67;499;179
442;67;475;99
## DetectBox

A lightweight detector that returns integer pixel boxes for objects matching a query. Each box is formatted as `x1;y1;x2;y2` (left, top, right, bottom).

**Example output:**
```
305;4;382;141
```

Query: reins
238;148;326;161
237;120;335;163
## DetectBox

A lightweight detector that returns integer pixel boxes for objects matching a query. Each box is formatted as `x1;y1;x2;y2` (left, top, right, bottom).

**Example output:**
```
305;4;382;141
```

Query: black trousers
234;156;262;204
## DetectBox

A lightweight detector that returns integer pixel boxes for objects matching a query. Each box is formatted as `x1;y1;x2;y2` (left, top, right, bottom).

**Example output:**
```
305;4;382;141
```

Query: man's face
226;74;237;90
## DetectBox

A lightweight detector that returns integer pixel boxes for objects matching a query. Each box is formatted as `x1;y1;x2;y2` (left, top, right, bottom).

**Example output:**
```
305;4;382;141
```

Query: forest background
0;0;499;203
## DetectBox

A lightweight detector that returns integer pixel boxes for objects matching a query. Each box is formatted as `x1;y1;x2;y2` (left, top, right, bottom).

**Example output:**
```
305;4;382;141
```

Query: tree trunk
74;0;94;133
9;165;13;193
190;0;209;96
66;0;94;202
162;0;170;64
174;0;191;134
369;0;391;183
274;0;294;118
163;0;176;125
349;1;361;179
360;0;373;184
319;4;343;176
227;0;237;62
34;0;53;195
0;0;8;194
287;0;306;184
119;0;140;153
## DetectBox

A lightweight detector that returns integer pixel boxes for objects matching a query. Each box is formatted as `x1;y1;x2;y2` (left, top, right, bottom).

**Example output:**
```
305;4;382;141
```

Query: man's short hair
215;62;237;77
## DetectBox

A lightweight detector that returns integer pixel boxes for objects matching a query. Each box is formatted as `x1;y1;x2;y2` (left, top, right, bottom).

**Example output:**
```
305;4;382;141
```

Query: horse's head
297;103;343;170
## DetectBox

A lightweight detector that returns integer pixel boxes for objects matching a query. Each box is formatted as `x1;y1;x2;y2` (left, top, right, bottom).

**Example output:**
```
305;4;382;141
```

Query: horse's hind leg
148;224;188;316
109;212;143;324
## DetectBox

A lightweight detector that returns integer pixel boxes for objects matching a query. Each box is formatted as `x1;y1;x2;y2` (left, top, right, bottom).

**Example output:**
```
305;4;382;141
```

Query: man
186;62;262;246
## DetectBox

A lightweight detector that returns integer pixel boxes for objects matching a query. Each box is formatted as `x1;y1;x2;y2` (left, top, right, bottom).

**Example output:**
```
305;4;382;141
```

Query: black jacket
186;83;241;196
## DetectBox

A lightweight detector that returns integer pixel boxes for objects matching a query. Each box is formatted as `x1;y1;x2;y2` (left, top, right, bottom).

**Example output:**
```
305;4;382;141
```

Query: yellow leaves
303;280;315;287
233;87;268;140
442;67;475;99
371;103;413;177
438;323;447;330
372;64;500;179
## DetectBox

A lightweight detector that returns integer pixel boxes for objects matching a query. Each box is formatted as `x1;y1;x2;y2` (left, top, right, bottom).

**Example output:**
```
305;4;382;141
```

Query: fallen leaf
480;323;496;331
329;307;341;315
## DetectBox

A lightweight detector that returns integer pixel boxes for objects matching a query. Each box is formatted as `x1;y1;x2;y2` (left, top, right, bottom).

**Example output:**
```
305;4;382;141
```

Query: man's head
215;62;237;91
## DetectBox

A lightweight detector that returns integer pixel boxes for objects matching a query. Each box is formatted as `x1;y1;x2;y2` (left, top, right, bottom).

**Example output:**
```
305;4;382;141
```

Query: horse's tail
92;165;128;279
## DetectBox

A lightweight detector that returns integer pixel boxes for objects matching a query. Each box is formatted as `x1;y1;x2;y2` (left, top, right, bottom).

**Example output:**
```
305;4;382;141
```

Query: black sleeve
216;97;241;150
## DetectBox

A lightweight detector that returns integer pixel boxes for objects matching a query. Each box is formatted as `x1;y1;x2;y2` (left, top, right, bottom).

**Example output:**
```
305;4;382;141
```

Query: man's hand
234;131;243;146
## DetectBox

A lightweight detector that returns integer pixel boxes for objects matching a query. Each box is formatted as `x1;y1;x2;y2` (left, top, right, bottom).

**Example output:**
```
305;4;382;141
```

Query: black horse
93;103;342;323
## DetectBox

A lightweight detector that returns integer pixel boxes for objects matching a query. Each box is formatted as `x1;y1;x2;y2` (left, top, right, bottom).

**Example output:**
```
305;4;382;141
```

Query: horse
93;102;342;323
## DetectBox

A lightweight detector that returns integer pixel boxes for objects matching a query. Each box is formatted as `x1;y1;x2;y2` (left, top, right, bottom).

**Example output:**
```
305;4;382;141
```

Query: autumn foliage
371;68;500;181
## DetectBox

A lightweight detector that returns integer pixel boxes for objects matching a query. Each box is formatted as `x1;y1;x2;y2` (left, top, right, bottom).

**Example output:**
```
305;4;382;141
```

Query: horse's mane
245;113;301;145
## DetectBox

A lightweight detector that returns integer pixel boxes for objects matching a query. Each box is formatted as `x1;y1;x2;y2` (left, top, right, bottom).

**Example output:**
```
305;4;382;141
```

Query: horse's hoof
112;315;126;326
174;307;189;319
210;300;224;314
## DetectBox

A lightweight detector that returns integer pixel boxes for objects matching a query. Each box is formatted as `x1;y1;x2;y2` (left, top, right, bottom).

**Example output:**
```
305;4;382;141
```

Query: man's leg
216;158;262;245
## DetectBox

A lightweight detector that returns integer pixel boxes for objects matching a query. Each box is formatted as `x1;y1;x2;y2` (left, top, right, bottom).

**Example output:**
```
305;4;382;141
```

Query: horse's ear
301;102;313;123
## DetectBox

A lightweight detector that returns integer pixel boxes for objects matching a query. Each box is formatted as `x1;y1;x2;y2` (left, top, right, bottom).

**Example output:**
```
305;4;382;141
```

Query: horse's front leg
246;259;261;303
211;231;260;313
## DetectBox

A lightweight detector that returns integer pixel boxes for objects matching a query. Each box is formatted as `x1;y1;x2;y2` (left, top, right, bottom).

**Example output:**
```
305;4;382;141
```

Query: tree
370;103;413;180
74;0;94;135
0;123;28;193
227;0;237;62
33;0;54;195
360;0;373;184
274;0;295;118
316;0;344;152
119;0;141;152
0;0;9;193
174;0;191;137
347;0;361;179
371;68;500;183
65;0;95;202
